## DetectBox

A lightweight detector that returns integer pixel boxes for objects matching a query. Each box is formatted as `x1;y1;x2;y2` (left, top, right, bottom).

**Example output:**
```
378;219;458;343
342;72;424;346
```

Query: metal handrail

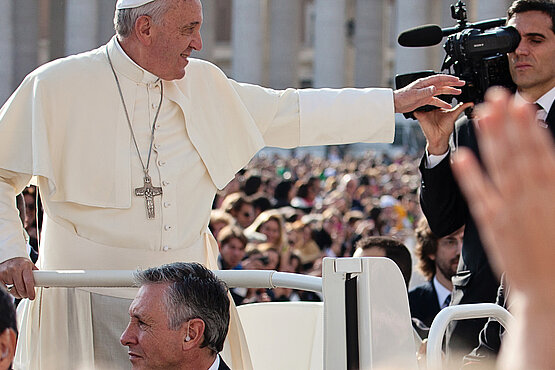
32;269;323;293
427;303;514;370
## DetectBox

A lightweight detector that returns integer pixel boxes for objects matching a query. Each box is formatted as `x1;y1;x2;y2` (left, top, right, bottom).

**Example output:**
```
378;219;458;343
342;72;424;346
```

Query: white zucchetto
116;0;157;9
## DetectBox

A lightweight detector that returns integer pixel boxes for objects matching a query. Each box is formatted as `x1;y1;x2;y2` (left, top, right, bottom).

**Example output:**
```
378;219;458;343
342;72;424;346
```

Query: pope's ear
134;15;154;45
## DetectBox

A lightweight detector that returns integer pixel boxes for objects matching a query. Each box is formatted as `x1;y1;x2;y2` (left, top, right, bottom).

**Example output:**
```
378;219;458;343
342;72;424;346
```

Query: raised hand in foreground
451;88;555;370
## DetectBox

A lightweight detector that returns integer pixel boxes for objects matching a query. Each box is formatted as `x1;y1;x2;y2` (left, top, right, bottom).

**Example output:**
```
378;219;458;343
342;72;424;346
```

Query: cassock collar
107;36;160;86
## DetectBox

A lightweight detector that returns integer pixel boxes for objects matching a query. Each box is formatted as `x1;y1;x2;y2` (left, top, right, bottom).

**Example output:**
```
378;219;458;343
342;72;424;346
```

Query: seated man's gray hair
134;262;230;354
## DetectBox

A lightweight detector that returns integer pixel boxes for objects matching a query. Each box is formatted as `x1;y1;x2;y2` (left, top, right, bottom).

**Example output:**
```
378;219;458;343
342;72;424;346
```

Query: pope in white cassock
0;0;464;368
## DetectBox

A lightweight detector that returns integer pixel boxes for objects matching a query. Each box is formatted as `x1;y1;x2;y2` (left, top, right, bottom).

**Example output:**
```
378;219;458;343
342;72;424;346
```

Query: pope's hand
0;257;38;300
393;74;465;113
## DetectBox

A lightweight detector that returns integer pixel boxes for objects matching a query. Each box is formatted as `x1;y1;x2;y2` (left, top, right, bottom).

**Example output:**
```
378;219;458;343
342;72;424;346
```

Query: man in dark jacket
409;218;463;330
415;0;555;362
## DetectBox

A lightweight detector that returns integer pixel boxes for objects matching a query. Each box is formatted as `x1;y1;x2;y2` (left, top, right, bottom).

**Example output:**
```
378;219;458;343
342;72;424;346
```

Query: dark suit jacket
408;280;440;328
419;102;555;355
218;355;231;370
463;274;509;367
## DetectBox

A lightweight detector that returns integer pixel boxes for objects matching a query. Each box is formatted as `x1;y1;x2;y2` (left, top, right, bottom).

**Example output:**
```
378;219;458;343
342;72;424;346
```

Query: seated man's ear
0;328;17;368
183;318;205;349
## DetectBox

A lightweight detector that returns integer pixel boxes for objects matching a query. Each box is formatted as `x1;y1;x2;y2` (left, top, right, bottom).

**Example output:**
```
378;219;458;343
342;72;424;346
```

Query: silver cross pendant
134;175;163;219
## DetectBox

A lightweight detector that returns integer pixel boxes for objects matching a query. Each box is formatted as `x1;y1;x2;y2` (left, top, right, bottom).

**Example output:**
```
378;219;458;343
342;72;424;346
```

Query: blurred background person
409;218;463;333
353;236;412;289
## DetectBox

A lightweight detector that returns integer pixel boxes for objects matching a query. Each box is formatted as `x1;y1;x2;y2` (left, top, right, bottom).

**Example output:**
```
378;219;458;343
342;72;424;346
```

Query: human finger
473;89;517;189
416;74;465;88
11;268;28;299
22;264;37;300
432;86;463;96
426;96;453;109
451;149;505;272
0;258;37;299
448;101;473;115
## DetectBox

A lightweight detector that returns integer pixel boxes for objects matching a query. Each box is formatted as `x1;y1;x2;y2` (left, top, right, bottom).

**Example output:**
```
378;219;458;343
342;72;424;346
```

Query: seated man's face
0;327;16;370
120;284;185;369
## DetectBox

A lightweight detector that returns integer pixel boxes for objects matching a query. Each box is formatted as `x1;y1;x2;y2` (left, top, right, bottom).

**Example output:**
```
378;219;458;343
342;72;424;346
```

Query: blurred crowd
208;147;427;305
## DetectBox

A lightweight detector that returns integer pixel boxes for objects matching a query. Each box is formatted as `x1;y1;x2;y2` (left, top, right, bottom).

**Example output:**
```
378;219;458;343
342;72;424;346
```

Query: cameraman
415;0;555;363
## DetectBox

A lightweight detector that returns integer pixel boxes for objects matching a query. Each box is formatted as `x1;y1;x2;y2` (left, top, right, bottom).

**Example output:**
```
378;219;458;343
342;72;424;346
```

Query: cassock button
164;202;171;208
162;245;170;251
164;225;172;231
154;143;160;149
162;180;170;186
152;103;158;110
158;160;166;166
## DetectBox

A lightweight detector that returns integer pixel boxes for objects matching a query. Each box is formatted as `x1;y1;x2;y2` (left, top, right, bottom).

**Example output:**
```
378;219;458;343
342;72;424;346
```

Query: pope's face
508;11;555;100
148;0;203;80
120;284;186;369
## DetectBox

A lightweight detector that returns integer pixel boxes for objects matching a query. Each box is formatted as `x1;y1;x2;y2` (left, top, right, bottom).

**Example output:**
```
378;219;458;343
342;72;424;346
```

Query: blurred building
0;0;512;111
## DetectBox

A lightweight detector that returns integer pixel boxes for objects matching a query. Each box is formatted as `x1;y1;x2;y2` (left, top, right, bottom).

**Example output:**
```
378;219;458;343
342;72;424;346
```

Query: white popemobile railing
426;303;514;370
32;269;322;292
31;258;513;370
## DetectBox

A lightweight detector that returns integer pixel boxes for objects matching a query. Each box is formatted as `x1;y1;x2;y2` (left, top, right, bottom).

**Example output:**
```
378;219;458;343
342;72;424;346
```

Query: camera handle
451;0;468;27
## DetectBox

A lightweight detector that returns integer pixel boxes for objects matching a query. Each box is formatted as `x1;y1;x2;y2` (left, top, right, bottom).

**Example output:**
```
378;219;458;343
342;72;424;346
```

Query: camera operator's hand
414;101;473;155
393;74;465;113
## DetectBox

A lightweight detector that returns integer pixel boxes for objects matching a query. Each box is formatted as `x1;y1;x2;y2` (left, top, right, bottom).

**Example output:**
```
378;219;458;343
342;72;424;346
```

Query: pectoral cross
135;175;163;219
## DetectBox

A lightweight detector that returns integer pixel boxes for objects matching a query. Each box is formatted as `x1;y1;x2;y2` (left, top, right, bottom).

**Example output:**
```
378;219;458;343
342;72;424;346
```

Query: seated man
121;262;231;370
0;286;17;370
409;218;463;330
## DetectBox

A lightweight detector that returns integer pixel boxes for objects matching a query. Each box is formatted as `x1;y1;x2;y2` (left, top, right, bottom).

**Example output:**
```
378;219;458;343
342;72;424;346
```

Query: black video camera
395;0;521;119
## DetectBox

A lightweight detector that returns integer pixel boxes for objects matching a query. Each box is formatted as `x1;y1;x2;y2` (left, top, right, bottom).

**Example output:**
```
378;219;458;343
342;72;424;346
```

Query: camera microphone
398;18;507;47
398;24;444;47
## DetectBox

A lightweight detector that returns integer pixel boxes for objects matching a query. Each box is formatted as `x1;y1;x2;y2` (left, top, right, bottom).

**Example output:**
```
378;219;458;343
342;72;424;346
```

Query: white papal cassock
0;36;395;369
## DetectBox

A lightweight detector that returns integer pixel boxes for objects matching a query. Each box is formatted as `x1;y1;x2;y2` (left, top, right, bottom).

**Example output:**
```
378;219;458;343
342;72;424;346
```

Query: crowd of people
210;149;425;293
